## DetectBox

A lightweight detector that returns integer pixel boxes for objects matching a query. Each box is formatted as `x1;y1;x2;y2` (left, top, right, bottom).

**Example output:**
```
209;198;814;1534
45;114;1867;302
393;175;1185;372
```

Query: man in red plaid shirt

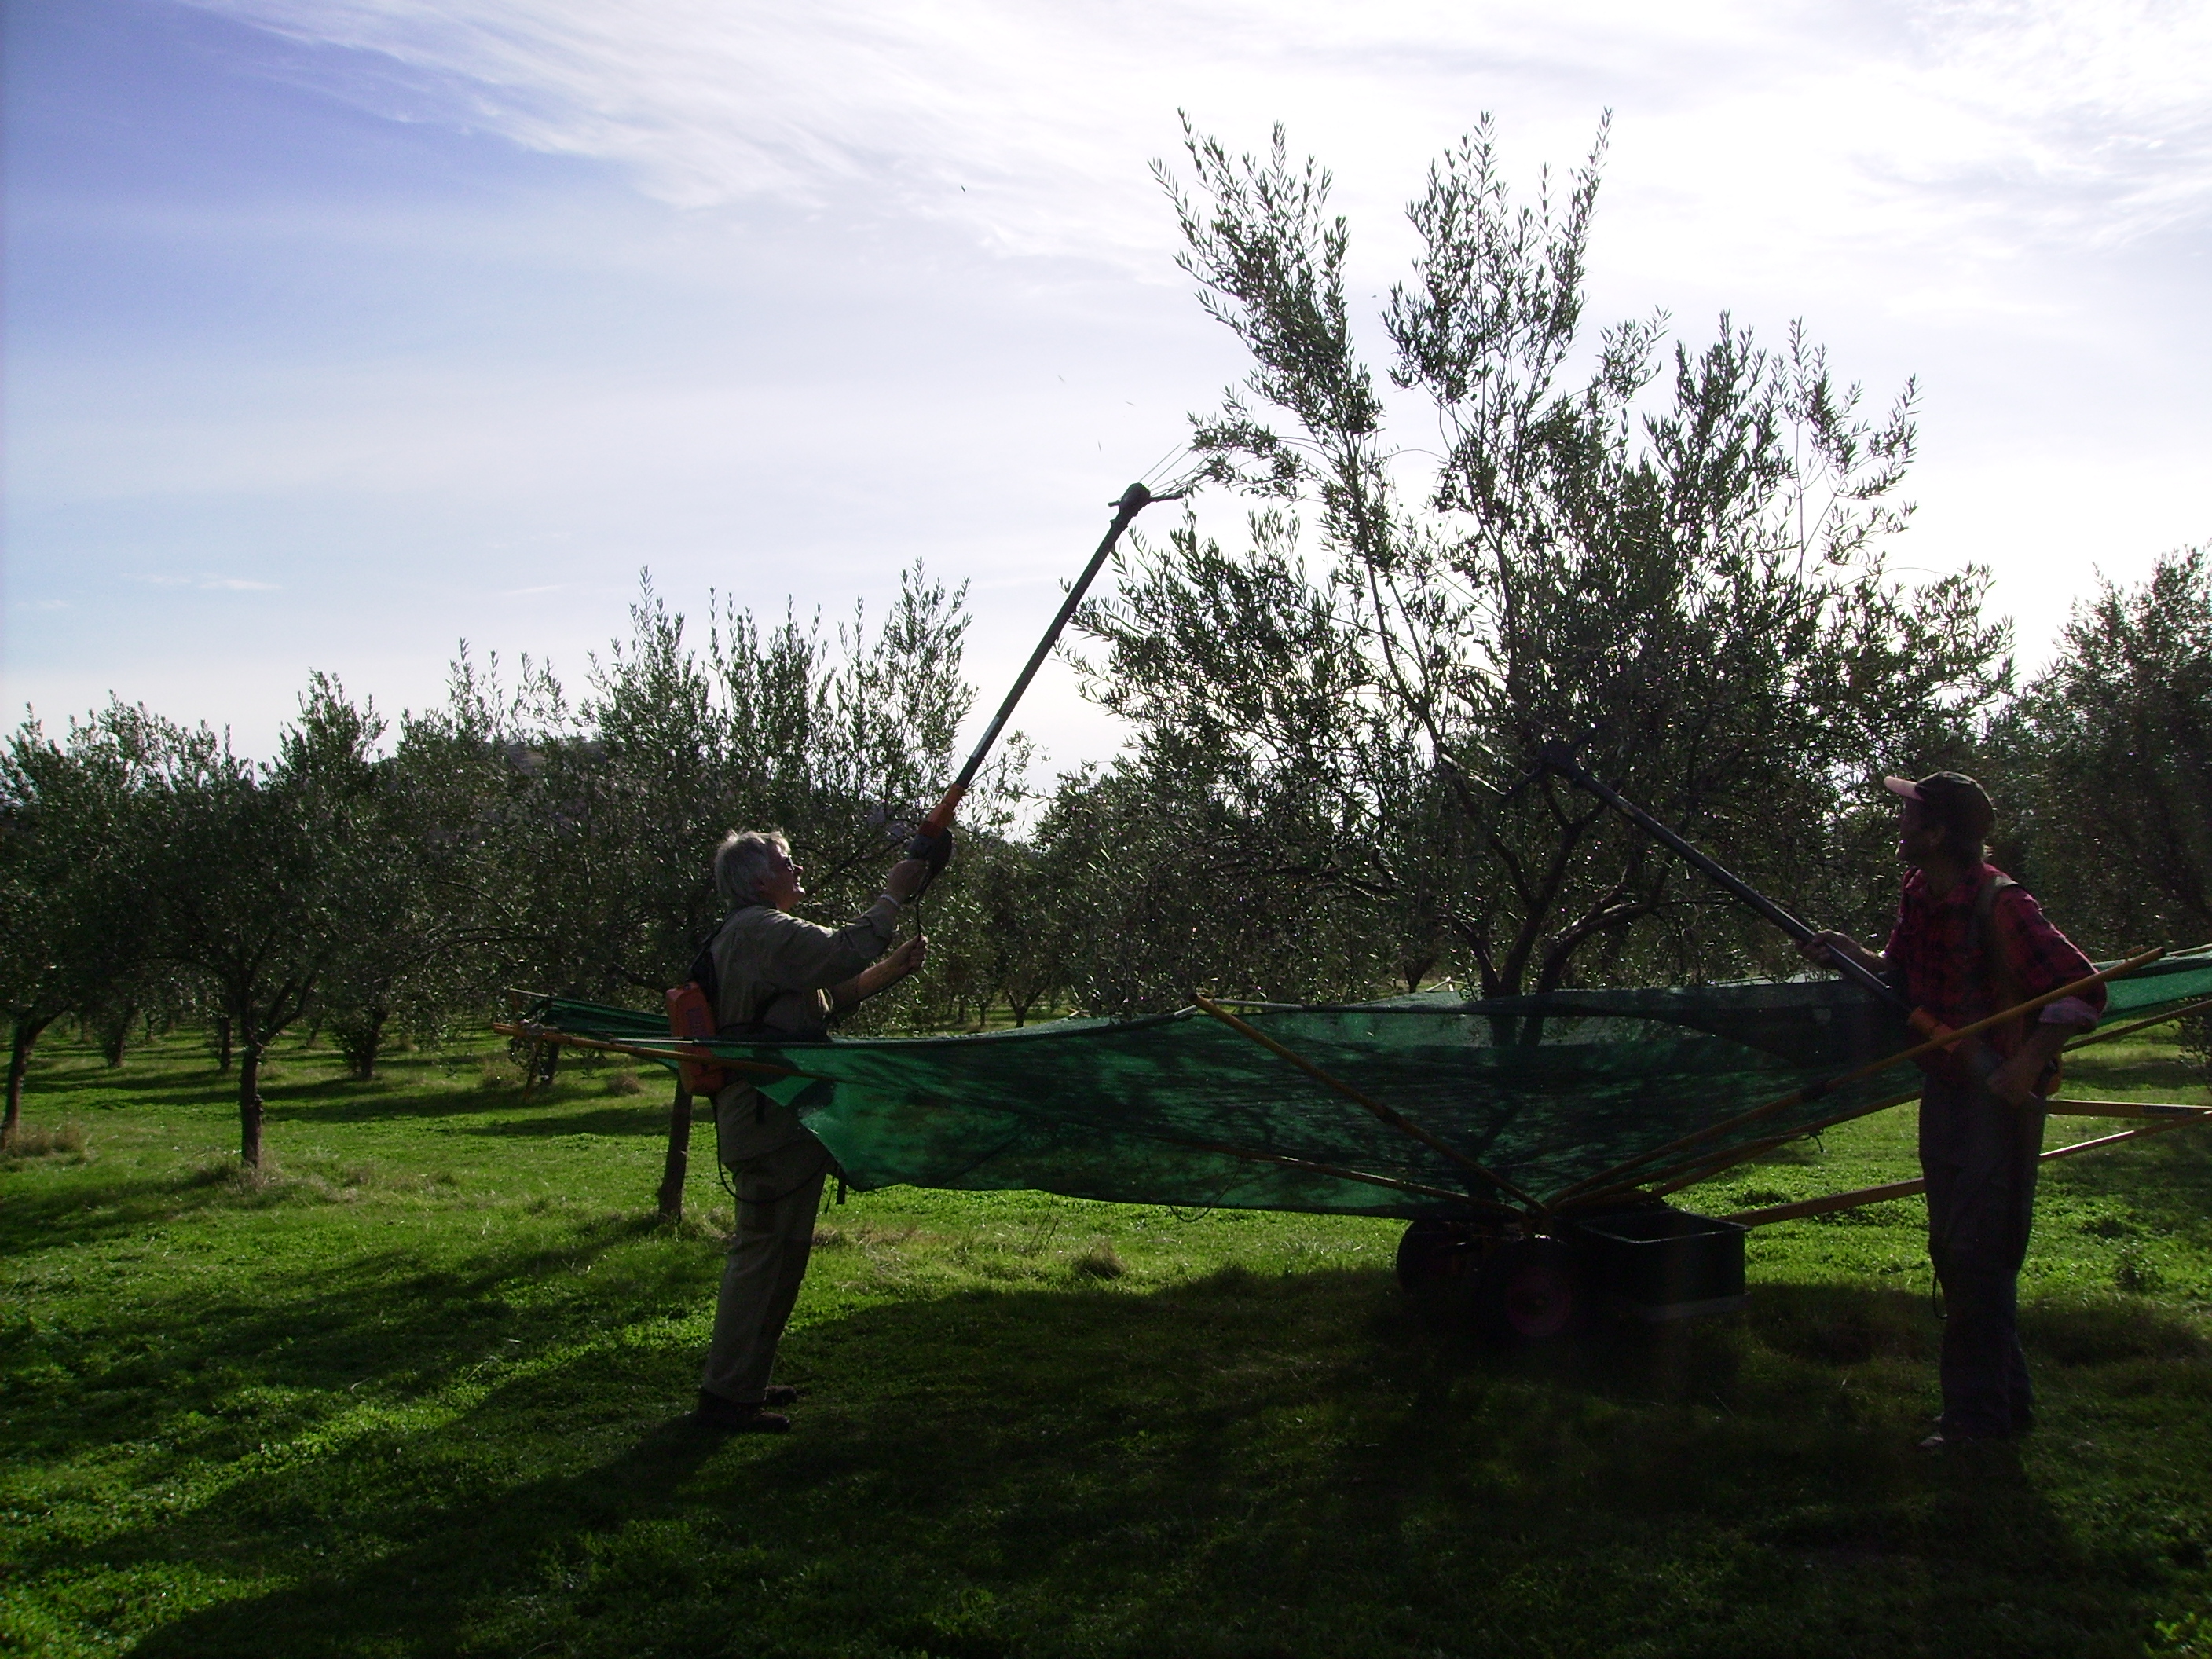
1802;772;2103;1450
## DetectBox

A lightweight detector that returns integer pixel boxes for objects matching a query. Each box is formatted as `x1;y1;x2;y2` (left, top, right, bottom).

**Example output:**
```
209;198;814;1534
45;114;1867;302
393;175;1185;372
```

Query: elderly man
1801;772;2103;1451
693;829;932;1433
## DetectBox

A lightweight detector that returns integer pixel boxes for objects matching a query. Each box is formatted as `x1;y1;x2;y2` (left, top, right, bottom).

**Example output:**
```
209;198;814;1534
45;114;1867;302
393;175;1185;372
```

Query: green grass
2;1027;2209;1657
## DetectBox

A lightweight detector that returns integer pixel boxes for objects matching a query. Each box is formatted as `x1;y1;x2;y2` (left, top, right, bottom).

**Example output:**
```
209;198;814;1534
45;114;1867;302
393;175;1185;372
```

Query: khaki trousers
700;1100;830;1405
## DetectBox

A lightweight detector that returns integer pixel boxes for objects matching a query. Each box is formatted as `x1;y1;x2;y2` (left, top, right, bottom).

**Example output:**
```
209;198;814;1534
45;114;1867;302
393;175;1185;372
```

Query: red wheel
1478;1236;1584;1341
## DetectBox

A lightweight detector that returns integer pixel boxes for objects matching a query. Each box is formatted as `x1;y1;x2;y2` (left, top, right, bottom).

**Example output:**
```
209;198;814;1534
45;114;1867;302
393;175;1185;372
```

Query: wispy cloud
137;573;281;591
1906;0;2212;246
184;0;2212;280
13;0;2204;760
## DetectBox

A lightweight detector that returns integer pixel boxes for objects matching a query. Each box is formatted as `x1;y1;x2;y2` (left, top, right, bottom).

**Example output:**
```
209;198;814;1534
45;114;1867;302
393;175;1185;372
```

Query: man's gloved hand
902;822;955;881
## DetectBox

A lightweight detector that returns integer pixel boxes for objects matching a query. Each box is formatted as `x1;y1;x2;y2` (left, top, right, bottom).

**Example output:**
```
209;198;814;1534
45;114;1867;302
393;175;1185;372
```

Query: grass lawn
3;1024;2210;1658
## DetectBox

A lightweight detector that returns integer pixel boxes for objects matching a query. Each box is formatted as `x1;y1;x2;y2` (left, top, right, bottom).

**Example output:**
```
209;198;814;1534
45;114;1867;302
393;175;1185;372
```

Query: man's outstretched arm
830;935;928;1013
1797;930;1888;978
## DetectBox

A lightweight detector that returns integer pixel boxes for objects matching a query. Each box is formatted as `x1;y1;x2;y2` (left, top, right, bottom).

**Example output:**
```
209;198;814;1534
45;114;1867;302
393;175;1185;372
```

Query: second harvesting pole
1533;741;1913;1015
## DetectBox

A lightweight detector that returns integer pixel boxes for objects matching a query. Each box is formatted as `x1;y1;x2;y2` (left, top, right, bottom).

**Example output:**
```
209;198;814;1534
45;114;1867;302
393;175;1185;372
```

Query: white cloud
135;573;282;591
184;0;2212;282
14;0;2206;760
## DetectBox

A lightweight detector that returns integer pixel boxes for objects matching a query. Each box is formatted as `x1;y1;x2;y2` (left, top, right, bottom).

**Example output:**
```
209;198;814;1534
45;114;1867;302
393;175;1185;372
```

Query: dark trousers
1920;1075;2045;1437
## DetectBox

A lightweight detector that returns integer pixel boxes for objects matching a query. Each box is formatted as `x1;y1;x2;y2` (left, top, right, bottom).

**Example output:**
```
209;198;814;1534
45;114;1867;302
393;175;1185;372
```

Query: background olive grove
4;118;2207;1163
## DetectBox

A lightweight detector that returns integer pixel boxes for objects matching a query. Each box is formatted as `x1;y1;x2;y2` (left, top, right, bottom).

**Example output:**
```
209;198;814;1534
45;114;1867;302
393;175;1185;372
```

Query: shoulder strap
687;905;763;1008
1968;872;2023;1024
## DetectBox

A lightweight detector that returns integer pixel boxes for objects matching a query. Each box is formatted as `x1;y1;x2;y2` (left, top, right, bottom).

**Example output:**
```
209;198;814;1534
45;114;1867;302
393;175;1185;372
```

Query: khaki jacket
708;896;899;1161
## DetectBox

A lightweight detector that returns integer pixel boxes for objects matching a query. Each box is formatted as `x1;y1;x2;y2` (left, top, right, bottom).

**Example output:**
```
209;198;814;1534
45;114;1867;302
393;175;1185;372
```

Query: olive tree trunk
4;1014;57;1152
99;1005;137;1068
237;1035;265;1168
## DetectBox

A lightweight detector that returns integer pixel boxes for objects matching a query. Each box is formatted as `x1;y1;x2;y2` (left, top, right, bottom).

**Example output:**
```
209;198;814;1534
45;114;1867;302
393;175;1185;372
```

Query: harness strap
1966;871;2021;1022
1965;870;2060;1093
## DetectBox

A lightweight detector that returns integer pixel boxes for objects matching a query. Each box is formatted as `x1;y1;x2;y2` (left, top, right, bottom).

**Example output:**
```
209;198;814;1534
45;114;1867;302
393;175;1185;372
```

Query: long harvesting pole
906;481;1181;864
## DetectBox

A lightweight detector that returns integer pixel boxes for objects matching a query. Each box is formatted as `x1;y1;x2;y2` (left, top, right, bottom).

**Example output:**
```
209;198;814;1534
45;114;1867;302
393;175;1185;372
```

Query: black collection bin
1572;1207;1748;1322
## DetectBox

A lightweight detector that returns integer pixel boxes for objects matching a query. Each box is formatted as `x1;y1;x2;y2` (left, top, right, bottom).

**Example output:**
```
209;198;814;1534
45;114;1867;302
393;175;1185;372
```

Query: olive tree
1993;547;2212;954
0;705;164;1148
462;565;998;1010
143;683;383;1166
1031;758;1404;1015
1072;116;2009;1009
295;676;496;1081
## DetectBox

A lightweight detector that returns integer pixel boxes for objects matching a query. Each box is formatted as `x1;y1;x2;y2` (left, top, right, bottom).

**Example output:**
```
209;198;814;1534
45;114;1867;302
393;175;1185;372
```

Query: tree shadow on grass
22;1060;493;1127
64;1267;2195;1659
2;1155;467;1258
0;1161;316;1258
2;1203;702;1468
449;1102;679;1139
27;1064;247;1109
268;1081;680;1133
0;1112;686;1287
2062;1044;2209;1101
27;1044;375;1097
20;1038;660;1126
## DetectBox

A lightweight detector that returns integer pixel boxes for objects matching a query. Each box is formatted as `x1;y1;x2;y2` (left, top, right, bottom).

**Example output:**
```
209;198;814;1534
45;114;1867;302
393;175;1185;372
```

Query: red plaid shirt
1882;862;2104;1079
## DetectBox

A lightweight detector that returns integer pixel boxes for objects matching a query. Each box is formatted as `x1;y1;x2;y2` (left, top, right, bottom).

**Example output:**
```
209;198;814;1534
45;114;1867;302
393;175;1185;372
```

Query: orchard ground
2;1024;2209;1658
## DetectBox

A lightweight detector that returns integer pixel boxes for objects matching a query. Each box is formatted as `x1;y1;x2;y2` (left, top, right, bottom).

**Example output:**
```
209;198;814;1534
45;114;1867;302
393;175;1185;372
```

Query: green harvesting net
516;950;2212;1218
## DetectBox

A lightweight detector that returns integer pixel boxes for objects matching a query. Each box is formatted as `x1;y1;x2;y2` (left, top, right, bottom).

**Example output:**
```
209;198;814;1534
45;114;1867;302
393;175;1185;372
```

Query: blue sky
6;0;2209;771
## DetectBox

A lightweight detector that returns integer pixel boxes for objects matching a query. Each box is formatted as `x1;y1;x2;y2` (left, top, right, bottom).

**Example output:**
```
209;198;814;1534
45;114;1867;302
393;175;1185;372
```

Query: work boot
763;1384;800;1407
691;1390;790;1433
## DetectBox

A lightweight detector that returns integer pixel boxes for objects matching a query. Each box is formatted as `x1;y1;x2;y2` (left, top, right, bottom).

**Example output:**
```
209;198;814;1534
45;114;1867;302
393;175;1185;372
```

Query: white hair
713;829;789;910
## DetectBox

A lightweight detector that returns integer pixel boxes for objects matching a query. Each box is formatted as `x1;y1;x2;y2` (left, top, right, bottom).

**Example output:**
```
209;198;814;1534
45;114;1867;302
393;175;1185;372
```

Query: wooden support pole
1134;1130;1509;1210
1544;947;2166;1207
657;1081;695;1221
1193;995;1542;1210
1728;1174;1928;1228
489;1020;800;1080
1584;1086;1927;1211
2060;994;2212;1053
2045;1099;2212;1121
1727;1111;2203;1227
1559;997;2212;1212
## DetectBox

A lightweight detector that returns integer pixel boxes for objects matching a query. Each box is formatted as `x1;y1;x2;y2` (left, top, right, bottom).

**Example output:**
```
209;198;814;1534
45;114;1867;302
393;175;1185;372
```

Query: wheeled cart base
1396;1203;1748;1339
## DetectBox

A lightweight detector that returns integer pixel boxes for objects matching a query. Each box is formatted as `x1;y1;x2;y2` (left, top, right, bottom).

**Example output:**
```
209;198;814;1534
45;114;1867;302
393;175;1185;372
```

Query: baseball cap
1884;771;1995;842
